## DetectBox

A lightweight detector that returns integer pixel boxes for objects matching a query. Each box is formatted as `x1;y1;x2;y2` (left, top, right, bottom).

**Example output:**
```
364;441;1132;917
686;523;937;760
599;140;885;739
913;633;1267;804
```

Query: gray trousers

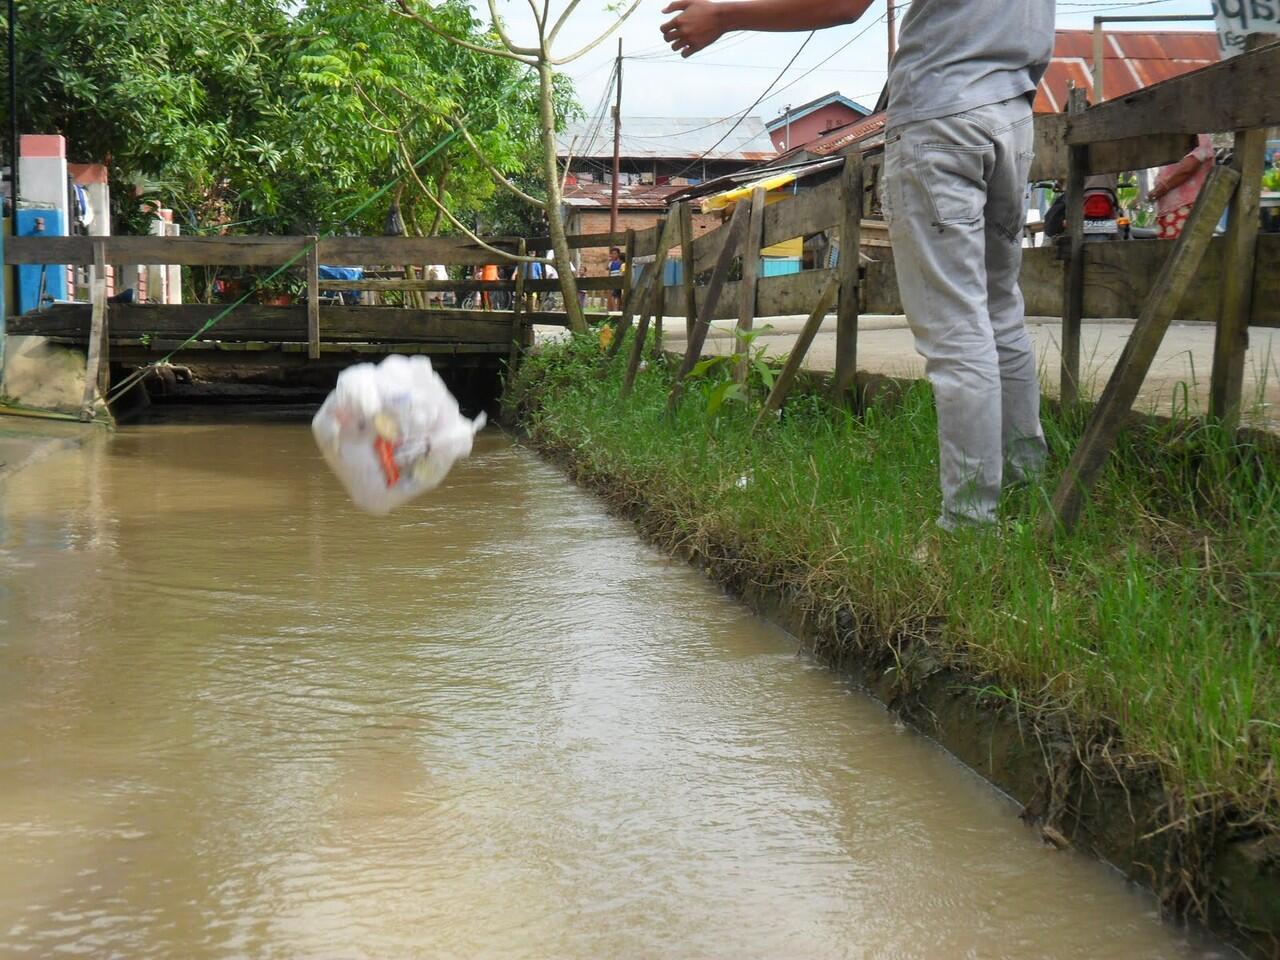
882;96;1047;529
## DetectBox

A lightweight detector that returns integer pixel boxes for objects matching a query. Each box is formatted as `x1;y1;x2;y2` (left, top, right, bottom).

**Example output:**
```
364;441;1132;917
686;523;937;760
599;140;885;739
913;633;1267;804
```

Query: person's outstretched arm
661;0;874;57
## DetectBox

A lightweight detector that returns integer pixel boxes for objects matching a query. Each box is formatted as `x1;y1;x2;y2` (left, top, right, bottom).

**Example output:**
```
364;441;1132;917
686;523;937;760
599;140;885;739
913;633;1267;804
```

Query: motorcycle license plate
1084;218;1118;235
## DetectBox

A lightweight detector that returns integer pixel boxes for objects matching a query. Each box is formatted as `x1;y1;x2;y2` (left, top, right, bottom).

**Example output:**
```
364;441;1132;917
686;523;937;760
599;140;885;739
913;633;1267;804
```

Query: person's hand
1149;182;1167;201
661;0;726;58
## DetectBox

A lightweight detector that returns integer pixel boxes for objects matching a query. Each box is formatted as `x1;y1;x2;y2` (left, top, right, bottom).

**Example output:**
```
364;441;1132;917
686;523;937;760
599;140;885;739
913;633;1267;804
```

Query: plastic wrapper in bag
312;355;486;514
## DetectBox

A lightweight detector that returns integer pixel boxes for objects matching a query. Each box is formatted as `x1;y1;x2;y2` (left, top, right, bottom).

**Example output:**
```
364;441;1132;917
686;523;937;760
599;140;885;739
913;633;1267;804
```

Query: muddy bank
515;415;1278;960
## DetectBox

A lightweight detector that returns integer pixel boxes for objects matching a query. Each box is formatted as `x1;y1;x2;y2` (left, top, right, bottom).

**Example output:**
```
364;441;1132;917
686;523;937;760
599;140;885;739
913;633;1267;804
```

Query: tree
290;0;562;239
4;0;303;230
394;0;641;333
2;0;556;241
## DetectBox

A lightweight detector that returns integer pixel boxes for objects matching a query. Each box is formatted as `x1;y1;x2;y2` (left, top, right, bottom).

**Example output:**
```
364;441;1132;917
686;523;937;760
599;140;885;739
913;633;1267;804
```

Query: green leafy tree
290;0;560;238
2;0;557;240
3;0;303;230
395;0;641;333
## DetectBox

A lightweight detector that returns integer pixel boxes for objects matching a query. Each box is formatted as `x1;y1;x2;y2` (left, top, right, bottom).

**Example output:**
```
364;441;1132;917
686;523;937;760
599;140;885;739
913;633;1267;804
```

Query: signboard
1213;1;1280;57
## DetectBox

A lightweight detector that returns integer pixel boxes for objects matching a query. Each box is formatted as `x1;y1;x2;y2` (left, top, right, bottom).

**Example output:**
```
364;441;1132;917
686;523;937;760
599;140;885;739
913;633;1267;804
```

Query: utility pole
609;38;623;234
886;0;897;65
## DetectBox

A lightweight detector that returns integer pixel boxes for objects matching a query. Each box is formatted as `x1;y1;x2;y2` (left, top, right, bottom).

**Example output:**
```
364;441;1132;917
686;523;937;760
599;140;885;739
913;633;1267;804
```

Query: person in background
1149;135;1216;241
479;262;499;310
425;264;447;308
523;258;544;311
607;246;625;312
660;0;1052;532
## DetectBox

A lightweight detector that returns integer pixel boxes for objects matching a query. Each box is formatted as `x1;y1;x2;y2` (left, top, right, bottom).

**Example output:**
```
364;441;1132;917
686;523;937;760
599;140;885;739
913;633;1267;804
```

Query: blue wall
16;208;67;314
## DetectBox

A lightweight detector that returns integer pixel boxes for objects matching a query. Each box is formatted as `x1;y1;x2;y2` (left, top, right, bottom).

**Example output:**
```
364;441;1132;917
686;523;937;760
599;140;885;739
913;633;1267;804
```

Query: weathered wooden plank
835;156;864;401
667;200;753;413
330;276;618;293
761;177;842;250
1030;113;1194;181
1061;89;1089;408
662;267;840;322
305;238;320;360
525;231;626;251
736;189;767;381
1068;42;1280;145
631;223;662;260
679;202;698;340
755;273;842;429
650;213;673;358
13;304;567;343
317;235;520;266
621;228;636;320
1044;165;1240;534
1018;236;1280;328
862;258;903;315
80;278;108;420
508;240;527;372
622;214;681;397
1211;55;1267;424
1;233;543;267
5;234;309;267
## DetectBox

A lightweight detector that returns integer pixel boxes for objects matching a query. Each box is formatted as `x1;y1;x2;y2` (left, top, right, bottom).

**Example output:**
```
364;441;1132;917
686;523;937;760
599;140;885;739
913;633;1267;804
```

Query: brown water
0;412;1226;959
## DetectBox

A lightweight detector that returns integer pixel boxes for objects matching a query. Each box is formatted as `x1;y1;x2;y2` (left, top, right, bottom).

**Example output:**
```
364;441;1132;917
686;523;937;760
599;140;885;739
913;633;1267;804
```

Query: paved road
585;314;1279;432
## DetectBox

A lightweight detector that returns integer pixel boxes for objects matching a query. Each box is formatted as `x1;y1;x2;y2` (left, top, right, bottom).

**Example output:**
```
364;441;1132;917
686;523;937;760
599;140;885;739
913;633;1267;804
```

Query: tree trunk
538;61;586;333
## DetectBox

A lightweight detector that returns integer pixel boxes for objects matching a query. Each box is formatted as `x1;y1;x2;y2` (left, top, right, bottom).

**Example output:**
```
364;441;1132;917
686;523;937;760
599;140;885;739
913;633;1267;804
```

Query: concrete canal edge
515;426;1280;959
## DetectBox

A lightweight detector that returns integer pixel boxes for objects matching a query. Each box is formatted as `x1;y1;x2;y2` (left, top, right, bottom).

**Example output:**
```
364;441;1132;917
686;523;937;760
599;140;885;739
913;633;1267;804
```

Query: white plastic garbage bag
312;355;486;514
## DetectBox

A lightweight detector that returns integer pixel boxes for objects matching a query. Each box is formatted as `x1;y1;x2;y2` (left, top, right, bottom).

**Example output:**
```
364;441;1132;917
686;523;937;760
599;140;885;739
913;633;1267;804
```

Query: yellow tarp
703;174;804;258
701;171;798;211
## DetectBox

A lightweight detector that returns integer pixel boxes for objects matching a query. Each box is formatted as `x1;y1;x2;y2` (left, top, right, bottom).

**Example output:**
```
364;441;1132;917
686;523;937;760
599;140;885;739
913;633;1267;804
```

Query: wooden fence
3;231;623;415
600;39;1279;532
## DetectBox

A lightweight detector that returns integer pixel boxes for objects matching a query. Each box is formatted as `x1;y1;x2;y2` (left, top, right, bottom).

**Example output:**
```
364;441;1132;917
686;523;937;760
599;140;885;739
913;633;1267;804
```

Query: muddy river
0;411;1224;958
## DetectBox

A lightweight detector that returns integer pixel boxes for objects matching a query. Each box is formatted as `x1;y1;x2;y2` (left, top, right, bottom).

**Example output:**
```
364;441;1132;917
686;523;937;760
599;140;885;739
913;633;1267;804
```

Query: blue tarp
318;265;363;305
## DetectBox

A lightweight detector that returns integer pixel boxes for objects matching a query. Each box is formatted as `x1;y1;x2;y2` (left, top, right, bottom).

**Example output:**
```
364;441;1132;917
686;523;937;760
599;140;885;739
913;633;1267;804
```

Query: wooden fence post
621;214;680;397
509;239;527;373
754;273;841;430
306;236;320;360
1209;34;1268;426
620;228;636;321
735;188;766;383
1060;87;1088;408
835;154;864;405
1042;165;1239;535
650;212;671;358
80;239;109;420
680;202;697;340
666;200;753;414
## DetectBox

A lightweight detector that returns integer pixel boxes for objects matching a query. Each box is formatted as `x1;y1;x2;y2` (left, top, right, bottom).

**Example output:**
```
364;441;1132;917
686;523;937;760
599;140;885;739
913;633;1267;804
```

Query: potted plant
253;274;298;306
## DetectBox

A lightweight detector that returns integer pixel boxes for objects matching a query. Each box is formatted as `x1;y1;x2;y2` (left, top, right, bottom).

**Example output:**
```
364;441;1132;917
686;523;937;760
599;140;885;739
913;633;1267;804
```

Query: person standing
607;246;625;312
661;0;1053;531
1149;135;1216;241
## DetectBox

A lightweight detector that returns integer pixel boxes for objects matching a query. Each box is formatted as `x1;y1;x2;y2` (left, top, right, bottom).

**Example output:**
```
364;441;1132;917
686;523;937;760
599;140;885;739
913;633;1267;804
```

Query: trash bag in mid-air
312;355;485;514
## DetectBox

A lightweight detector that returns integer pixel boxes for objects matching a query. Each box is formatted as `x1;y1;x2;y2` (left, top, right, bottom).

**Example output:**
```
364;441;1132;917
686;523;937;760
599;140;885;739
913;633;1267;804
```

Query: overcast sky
493;0;1218;126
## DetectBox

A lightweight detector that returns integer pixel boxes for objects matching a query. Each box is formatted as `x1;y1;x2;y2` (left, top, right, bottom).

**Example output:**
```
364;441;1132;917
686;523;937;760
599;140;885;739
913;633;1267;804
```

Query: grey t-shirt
886;0;1056;129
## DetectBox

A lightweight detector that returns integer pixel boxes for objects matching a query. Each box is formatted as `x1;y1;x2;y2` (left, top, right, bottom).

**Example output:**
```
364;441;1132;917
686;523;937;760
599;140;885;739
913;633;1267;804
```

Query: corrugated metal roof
770;112;888;163
561;181;685;210
1035;30;1219;113
556;116;777;161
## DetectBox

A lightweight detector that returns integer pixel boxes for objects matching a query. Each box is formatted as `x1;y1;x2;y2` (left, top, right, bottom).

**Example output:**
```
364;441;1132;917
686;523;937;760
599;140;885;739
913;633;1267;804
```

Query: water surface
0;412;1222;958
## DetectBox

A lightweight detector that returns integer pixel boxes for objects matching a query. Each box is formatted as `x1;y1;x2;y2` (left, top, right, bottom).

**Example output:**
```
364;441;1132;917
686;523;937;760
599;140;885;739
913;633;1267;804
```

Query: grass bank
507;333;1279;950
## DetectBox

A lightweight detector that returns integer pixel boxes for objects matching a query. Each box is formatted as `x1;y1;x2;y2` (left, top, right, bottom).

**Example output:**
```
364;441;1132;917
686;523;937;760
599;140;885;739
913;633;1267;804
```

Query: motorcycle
1039;176;1124;243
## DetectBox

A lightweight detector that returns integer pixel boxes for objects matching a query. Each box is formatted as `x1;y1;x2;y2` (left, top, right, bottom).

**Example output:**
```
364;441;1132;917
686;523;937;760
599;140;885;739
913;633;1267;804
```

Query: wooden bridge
2;233;621;369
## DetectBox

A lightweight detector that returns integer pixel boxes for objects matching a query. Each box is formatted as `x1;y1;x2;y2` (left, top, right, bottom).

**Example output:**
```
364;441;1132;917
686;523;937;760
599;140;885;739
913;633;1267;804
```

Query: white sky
492;0;1219;125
